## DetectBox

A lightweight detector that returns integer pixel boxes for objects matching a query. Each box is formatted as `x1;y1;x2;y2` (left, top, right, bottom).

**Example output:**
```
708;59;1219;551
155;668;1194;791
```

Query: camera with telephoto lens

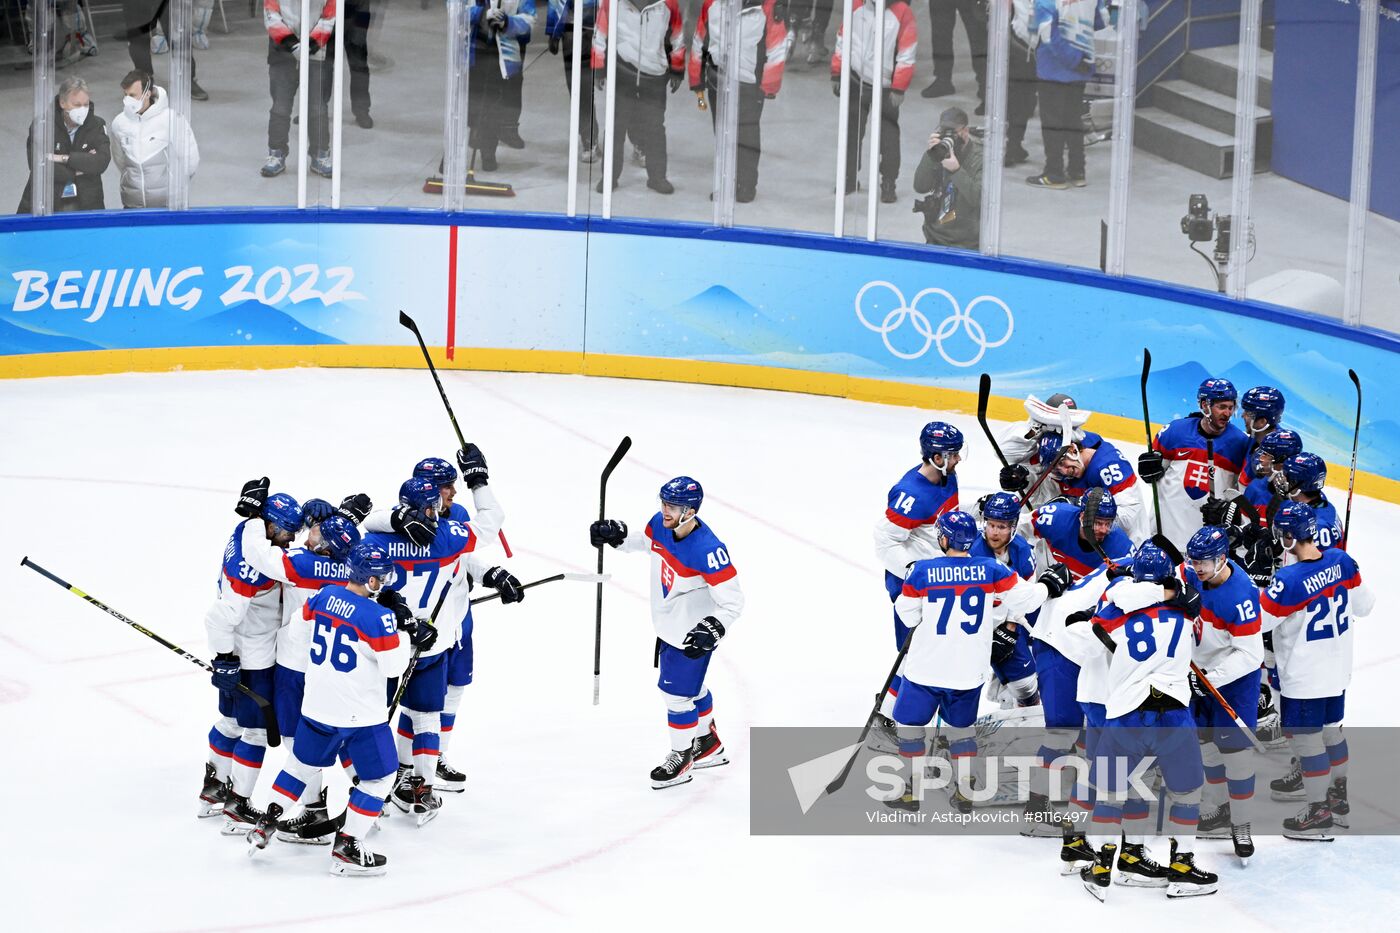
1181;193;1215;242
928;126;959;163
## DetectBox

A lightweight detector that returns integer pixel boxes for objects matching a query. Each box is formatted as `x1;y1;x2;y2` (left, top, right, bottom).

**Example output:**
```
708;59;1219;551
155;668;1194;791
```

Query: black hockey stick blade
594;436;633;706
976;373;1010;468
21;557;280;745
825;628;917;796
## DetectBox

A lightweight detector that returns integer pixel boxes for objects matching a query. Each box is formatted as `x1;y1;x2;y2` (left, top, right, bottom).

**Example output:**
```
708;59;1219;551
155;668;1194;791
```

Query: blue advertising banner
2;212;1396;492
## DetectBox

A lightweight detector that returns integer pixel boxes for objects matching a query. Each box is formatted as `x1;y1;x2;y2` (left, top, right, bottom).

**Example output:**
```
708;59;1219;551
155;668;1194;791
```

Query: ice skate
1080;843;1115;900
331;832;388;877
866;714;900;754
883;780;919;814
436;758;467;793
1196;803;1232;839
1282;801;1335;841
1115;841;1168;887
245;803;284;854
392;775;443;826
1270;758;1305;801
1060;833;1095;876
220;792;267;836
1020;792;1064;838
692;722;729;770
1326;777;1349;828
1165;841;1218;897
197;763;229;819
650;748;694;789
275;789;334;845
1231;822;1254;861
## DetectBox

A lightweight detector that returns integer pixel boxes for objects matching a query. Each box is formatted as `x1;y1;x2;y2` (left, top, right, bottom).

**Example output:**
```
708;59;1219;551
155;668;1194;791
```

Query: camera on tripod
1179;193;1250;292
1181;194;1215;242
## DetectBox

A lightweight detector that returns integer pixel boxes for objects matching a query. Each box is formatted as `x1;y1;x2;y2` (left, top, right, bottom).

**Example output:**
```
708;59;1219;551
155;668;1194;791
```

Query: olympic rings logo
854;280;1014;367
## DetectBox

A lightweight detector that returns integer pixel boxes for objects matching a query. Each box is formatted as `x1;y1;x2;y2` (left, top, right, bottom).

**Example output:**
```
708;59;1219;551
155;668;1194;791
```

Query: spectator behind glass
913;105;981;251
17;76;111;214
466;0;537;174
125;0;209;101
831;0;918;203
261;0;336;180
547;0;600;162
1025;0;1107;190
109;70;201;209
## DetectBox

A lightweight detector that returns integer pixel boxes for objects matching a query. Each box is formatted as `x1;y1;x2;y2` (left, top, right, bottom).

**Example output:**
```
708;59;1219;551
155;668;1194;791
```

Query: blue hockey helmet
1197;378;1238;405
399;476;442;513
1259;429;1304;464
660;476;704;513
263;493;304;534
316;515;361;562
936;510;980;552
346;541;398;587
1273;501;1317;544
1131;542;1175;584
1080;488;1118;522
1187;525;1231;562
1282;452;1327;494
1241;386;1285;429
920;422;965;461
413;456;458;488
980;491;1021;524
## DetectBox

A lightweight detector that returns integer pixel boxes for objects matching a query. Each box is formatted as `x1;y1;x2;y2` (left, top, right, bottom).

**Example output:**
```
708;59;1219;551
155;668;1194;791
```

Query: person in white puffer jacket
108;70;200;209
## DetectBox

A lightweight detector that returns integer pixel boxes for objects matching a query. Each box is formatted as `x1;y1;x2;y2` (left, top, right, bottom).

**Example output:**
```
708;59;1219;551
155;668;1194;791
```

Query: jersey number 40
311;616;359;672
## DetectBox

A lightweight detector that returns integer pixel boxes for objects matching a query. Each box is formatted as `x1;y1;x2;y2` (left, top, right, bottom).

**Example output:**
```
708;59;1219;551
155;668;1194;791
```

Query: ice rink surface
2;368;1397;931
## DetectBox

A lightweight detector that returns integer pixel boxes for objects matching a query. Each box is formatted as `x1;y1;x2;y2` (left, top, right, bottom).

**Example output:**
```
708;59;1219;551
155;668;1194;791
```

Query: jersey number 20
311;616;359;672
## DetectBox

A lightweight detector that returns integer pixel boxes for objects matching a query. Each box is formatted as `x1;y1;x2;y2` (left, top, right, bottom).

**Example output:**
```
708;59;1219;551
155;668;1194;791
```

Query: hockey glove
337;493;372;524
1188;669;1208;700
1268;469;1292;499
990;622;1018;666
301;498;336;527
456;443;489;490
998;463;1031;493
1064;608;1095;627
376;589;414;626
1164;580;1202;618
1242;535;1278;588
1106;560;1135;579
236;476;270;519
590;519;628;548
390;505;438;548
400;617;438;651
1037;563;1072;599
682;616;726;659
211;652;241;693
1201;496;1240;528
1137;450;1165;484
483;566;524;604
278;34;300;56
486;9;508;30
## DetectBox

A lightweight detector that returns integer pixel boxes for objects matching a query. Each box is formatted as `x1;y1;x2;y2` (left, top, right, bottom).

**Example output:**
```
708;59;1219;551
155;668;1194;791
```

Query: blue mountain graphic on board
0;316;104;355
168;301;342;347
667;285;799;356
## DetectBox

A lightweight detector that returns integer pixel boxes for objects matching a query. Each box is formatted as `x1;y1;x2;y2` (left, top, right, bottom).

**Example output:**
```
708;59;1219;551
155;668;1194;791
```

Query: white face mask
68;105;89;124
123;95;143;116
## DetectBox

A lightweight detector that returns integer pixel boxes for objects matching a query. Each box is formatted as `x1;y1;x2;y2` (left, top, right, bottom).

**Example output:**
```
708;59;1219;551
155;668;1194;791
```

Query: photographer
912;106;981;251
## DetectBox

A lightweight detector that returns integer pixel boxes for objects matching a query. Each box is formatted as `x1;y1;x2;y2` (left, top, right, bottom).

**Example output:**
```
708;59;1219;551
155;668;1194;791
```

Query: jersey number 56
310;616;359;672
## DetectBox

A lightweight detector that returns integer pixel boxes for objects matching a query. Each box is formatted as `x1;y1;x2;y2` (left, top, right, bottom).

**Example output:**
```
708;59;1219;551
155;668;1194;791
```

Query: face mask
68;105;90;124
123;96;143;116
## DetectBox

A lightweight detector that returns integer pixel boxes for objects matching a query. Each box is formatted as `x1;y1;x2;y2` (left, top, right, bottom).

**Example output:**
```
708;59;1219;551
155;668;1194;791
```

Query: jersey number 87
311;616;359;672
1124;610;1186;662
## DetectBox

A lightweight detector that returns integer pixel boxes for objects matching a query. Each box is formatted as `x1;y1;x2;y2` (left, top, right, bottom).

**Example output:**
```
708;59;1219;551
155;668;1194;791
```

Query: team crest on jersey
1182;458;1213;500
660;560;675;597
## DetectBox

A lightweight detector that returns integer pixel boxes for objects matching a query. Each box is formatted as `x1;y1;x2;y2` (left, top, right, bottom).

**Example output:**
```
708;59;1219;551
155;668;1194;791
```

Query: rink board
1;210;1396;498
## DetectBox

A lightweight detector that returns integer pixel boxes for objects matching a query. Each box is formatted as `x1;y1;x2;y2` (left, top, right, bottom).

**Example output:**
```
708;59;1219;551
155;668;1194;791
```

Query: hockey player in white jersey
994;392;1092;491
882;511;1071;813
202;482;302;831
1260;502;1374;840
255;542;430;875
1079;542;1217;900
593;476;744;789
233;489;369;843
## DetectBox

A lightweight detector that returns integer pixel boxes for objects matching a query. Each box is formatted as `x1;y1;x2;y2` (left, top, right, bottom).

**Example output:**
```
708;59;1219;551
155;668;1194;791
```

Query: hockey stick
20;557;281;746
1016;439;1074;509
976;372;1010;468
594;436;632;705
388;580;454;721
1140;349;1164;537
1342;369;1361;551
398;310;514;558
824;626;917;796
1191;662;1268;755
468;572;610;606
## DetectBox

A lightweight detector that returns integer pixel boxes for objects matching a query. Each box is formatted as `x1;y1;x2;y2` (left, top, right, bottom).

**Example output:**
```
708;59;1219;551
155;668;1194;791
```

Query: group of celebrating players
197;440;743;876
868;379;1372;901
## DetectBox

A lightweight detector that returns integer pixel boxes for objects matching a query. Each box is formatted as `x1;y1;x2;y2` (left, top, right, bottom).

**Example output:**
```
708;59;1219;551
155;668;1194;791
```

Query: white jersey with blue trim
618;513;744;649
1184;560;1263;687
873;466;960;579
1261;549;1375;698
301;585;412;727
237;519;353;671
1091;596;1195;719
1056;573;1168;706
204;519;283;669
895;556;1049;690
